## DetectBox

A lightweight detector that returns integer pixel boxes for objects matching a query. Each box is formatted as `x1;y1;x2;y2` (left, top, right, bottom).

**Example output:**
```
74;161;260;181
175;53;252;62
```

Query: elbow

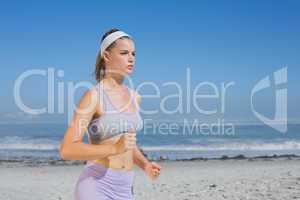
60;143;74;160
60;146;70;160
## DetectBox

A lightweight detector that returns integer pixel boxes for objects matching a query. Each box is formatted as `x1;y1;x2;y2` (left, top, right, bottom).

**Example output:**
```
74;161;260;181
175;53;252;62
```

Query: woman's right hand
115;132;136;154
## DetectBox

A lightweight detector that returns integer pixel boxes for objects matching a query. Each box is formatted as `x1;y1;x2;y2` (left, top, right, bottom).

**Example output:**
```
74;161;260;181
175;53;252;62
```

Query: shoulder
129;88;141;105
86;84;100;100
76;84;99;111
136;91;142;105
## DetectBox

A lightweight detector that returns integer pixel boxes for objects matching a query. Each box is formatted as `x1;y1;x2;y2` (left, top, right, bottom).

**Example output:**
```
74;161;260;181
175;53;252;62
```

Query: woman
60;28;161;200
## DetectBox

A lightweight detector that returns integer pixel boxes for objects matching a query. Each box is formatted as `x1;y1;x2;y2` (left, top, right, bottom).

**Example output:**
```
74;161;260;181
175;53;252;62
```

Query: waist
81;161;134;186
91;151;134;171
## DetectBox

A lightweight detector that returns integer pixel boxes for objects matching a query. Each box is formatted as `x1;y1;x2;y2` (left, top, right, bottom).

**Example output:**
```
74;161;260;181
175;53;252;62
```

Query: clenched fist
115;132;137;154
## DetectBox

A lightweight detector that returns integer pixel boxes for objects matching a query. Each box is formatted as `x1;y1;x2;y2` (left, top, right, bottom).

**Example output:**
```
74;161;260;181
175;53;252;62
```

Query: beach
1;157;299;200
1;122;300;200
1;0;300;199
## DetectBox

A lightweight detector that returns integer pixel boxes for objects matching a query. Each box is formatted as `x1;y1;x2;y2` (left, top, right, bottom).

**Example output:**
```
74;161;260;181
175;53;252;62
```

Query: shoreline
1;153;299;167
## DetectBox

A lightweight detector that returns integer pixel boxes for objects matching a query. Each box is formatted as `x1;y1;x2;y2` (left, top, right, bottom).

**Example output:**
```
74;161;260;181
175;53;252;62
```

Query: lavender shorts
75;162;135;200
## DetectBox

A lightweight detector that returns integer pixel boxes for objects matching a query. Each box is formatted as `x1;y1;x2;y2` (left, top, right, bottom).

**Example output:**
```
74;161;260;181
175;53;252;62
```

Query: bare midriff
91;134;134;171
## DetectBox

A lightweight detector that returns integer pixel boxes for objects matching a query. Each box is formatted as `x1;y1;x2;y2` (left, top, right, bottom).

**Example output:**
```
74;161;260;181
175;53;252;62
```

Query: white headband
100;31;131;57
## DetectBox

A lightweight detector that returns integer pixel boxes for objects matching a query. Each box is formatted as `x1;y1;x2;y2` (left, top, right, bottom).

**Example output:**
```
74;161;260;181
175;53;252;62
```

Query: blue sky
0;0;299;124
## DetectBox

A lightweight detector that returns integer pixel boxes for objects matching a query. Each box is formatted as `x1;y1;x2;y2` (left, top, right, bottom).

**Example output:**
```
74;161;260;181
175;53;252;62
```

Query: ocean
0;122;300;162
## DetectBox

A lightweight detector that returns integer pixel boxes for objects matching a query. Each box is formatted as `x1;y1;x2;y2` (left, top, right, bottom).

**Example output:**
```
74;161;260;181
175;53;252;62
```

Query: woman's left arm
133;91;162;180
133;145;161;180
133;145;150;169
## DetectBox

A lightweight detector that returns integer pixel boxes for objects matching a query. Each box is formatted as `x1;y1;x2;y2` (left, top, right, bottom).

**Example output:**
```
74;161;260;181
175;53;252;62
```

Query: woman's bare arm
132;91;151;168
60;87;118;160
133;146;150;169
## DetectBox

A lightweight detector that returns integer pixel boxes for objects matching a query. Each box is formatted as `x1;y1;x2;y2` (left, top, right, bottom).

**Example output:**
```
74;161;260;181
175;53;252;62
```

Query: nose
128;54;135;63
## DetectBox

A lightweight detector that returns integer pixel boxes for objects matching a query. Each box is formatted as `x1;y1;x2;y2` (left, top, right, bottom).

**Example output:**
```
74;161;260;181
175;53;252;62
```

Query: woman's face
104;38;135;76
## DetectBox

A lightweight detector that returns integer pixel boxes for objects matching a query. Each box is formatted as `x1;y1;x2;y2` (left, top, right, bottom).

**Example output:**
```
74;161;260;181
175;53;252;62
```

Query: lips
127;65;133;70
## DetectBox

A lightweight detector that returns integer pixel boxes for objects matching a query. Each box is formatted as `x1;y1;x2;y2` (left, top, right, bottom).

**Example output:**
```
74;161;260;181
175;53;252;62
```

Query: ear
102;51;111;63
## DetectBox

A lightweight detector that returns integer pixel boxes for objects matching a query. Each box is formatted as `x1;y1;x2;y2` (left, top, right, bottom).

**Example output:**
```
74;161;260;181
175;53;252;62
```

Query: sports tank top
87;82;143;144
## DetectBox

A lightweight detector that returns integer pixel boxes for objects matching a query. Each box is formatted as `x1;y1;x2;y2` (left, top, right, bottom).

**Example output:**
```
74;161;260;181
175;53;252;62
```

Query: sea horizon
1;122;299;163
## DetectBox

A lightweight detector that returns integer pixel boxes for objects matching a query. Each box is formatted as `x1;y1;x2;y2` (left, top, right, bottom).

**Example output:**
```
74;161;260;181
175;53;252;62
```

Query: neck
102;74;124;89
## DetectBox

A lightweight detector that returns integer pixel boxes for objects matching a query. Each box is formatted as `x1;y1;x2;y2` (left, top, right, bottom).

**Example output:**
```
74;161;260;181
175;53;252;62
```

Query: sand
0;158;300;200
